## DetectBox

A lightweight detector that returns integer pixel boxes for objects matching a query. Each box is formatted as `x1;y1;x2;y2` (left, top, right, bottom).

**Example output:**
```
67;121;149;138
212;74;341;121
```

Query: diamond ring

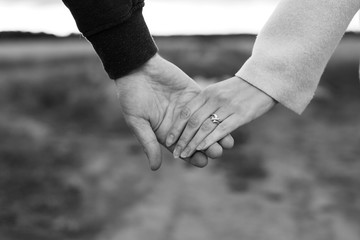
210;114;221;124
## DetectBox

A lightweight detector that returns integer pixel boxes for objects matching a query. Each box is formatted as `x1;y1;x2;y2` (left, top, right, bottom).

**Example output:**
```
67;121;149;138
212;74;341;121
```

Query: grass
0;33;359;239
0;40;150;240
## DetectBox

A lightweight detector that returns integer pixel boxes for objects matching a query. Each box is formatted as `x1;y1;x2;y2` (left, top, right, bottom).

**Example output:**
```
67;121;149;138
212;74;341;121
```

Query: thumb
127;117;162;171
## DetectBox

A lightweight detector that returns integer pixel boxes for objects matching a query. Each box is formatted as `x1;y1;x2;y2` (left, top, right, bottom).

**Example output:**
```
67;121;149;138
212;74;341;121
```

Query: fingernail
173;146;182;159
180;147;191;159
196;142;206;151
166;134;175;147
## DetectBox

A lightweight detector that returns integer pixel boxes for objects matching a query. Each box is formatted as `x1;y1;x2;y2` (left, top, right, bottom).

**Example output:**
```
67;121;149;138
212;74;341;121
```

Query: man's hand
115;54;234;170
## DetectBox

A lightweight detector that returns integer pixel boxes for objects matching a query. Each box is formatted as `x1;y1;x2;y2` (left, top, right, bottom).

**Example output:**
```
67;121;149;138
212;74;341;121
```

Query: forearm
237;0;360;114
62;0;157;79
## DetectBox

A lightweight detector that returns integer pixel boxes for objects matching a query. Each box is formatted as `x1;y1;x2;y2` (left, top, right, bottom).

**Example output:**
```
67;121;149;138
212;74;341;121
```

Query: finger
127;117;162;171
197;114;244;151
187;151;209;168
173;102;218;158
203;135;234;159
165;94;206;148
204;143;223;159
167;144;208;168
219;134;235;149
179;109;232;158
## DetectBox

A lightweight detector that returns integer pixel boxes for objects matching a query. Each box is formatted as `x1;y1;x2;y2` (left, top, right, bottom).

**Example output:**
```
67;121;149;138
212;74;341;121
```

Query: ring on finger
210;114;221;125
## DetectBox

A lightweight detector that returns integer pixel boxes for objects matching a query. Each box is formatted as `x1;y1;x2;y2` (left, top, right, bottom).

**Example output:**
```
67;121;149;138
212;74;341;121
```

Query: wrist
131;53;164;76
235;76;277;104
115;54;163;82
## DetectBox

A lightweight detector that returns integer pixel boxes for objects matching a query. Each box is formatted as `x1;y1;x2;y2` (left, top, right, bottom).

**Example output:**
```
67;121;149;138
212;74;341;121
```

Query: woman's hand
165;76;276;159
116;54;234;170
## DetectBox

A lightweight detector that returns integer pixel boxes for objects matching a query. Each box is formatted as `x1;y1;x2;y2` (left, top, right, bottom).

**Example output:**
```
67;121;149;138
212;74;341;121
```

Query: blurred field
0;33;359;240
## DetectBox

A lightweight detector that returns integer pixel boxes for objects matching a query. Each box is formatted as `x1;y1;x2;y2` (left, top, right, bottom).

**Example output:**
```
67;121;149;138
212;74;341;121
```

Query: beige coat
237;0;360;114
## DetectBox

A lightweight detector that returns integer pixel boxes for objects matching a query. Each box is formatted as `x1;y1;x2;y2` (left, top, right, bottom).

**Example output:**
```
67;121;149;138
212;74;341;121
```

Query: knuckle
180;107;191;120
200;120;213;132
216;92;228;103
188;116;200;128
187;142;196;151
177;139;187;148
237;104;247;115
228;100;238;110
218;123;230;133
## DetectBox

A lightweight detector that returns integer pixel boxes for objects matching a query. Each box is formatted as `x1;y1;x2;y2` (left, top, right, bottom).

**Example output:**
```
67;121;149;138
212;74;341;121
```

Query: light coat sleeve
236;0;360;114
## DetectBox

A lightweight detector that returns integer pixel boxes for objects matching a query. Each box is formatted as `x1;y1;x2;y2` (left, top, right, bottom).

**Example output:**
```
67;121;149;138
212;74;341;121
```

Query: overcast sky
0;0;358;35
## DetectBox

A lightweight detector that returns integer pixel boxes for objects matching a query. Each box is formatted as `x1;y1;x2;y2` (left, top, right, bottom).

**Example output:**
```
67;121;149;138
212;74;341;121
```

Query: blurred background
0;0;360;240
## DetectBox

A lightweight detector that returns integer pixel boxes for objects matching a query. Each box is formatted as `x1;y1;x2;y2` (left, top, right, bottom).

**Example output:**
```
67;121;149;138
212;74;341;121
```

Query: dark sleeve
62;0;158;79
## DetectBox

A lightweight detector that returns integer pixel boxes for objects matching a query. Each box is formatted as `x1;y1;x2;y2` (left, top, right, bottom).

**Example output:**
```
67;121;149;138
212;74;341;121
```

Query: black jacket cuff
87;8;158;80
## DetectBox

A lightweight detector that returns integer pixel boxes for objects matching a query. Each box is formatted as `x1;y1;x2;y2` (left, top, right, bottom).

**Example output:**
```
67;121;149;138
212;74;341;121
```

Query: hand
115;54;234;170
165;76;276;159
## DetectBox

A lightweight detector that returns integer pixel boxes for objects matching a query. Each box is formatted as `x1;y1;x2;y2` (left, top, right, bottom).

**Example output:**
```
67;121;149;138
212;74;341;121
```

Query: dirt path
95;151;358;240
95;110;360;240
